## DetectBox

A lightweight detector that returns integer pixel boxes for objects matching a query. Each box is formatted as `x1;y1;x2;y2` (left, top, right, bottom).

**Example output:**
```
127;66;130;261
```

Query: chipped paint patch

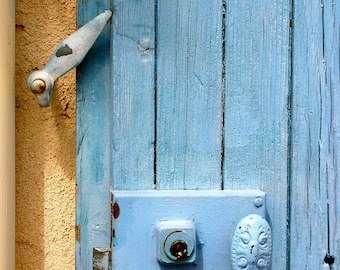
112;202;120;219
56;44;73;57
93;247;111;270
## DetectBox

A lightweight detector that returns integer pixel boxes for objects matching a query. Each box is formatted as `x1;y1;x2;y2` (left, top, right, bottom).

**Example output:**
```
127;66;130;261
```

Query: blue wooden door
76;0;339;269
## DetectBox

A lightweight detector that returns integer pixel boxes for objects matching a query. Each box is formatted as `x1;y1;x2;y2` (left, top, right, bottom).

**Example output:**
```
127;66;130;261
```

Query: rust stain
34;80;46;93
110;8;115;24
113;202;120;219
75;184;78;199
75;225;80;242
15;24;25;34
76;68;81;79
76;24;83;30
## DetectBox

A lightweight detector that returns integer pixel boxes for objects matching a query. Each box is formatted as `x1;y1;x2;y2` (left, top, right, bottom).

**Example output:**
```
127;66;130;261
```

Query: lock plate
111;190;267;270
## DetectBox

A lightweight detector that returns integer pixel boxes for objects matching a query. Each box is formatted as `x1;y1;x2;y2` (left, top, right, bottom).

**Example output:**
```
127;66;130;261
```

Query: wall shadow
15;0;77;269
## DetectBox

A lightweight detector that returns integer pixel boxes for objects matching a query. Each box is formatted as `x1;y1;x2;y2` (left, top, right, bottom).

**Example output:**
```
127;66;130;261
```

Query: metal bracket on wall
27;10;112;107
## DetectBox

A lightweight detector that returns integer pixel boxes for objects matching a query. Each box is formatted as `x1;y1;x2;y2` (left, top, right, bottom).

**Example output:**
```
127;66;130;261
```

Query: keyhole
170;240;188;260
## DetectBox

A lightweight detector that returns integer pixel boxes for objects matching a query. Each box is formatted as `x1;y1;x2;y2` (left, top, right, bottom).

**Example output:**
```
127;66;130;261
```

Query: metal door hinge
28;10;113;107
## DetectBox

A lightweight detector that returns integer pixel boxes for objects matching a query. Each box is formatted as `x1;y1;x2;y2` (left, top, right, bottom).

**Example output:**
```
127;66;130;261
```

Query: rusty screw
31;79;46;93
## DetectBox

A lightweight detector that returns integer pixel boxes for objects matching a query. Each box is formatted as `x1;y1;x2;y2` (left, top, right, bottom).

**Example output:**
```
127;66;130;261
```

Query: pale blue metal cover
111;190;267;269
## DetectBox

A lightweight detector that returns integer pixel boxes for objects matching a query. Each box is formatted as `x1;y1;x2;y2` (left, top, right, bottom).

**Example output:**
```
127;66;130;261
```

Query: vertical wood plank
112;0;155;190
291;0;340;268
76;1;112;269
323;2;340;268
223;1;290;268
291;1;327;268
156;0;224;190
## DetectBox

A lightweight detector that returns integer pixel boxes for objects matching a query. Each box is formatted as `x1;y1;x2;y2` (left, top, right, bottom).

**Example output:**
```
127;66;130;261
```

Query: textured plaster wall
15;0;77;269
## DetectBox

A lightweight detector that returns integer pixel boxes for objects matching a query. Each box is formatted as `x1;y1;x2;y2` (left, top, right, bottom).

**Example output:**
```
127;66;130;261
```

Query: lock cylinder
156;220;196;264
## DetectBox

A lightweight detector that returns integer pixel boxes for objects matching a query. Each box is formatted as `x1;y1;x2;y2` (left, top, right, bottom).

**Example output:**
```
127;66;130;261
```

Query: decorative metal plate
231;214;272;269
111;190;268;270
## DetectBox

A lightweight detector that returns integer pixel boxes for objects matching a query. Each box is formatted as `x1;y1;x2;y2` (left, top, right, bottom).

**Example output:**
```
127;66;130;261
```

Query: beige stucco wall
16;0;77;269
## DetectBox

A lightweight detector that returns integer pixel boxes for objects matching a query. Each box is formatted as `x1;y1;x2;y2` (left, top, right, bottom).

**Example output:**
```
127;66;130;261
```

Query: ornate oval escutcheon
231;214;272;269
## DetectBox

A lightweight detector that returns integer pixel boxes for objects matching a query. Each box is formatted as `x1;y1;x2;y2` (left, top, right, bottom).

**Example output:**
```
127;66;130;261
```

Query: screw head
137;38;151;53
254;197;264;208
31;79;46;93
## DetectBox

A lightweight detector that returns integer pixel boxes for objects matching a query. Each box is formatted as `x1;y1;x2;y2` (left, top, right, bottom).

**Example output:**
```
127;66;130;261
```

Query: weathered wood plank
323;2;340;268
76;0;112;269
223;1;290;268
76;1;340;269
291;0;340;268
156;0;224;189
111;0;155;190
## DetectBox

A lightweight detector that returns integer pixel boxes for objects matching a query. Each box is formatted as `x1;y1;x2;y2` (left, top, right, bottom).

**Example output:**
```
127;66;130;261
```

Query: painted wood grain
156;0;224;189
223;1;290;268
291;0;340;268
76;0;112;268
111;0;155;190
323;2;340;268
76;0;340;269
